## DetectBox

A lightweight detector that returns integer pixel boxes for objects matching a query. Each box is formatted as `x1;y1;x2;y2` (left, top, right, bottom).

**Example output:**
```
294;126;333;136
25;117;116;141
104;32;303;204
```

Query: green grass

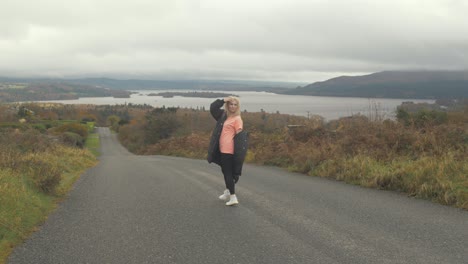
0;169;54;263
0;120;87;130
0;146;97;264
84;122;100;157
85;133;100;157
0;123;24;128
85;121;95;132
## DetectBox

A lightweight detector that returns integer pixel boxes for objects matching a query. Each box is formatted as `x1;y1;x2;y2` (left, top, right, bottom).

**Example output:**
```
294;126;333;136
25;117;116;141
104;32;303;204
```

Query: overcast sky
1;0;467;83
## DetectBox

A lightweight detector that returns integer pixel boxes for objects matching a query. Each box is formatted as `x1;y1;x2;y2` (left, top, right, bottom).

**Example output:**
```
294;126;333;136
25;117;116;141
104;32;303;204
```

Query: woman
207;96;243;206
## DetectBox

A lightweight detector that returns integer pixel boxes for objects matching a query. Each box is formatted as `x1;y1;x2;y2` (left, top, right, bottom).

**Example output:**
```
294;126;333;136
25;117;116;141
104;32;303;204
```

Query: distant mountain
0;76;301;91
282;71;468;99
66;78;301;91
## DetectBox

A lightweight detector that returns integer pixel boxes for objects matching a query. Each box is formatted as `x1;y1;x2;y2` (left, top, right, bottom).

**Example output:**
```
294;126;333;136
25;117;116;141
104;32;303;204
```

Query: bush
17;153;62;195
144;133;210;158
396;108;411;125
51;123;88;138
397;108;448;128
29;159;62;194
0;128;53;153
413;110;448;127
61;132;85;148
0;145;21;169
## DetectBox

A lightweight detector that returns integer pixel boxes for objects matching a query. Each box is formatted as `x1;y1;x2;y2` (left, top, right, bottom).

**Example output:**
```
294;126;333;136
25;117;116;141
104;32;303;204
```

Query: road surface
8;127;468;263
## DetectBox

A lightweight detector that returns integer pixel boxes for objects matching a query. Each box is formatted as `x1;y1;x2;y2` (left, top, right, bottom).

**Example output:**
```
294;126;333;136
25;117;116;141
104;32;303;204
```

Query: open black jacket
207;99;248;177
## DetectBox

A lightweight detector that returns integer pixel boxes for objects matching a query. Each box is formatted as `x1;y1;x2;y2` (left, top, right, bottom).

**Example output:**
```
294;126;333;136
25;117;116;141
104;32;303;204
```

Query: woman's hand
224;97;231;102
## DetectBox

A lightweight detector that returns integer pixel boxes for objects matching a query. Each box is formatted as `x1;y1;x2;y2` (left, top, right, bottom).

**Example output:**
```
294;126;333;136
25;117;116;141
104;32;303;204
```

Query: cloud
1;0;467;82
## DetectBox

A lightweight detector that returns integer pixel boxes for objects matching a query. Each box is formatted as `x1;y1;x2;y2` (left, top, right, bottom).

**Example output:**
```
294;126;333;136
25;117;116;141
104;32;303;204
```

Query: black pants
221;153;235;194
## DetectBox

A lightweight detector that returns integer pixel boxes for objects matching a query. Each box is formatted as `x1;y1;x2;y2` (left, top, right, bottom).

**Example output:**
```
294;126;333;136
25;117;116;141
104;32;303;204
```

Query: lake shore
34;90;434;120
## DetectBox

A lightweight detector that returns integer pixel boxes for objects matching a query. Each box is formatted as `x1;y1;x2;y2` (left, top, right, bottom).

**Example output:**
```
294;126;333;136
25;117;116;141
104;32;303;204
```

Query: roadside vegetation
0;104;100;263
116;99;468;210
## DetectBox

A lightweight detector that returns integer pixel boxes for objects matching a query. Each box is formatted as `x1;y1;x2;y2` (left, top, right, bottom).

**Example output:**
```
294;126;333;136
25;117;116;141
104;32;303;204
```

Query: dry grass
126;107;467;210
0;129;97;263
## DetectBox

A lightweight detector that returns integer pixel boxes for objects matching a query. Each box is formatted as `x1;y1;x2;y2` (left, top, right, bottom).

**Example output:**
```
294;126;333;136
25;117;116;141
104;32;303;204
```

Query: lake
42;90;434;120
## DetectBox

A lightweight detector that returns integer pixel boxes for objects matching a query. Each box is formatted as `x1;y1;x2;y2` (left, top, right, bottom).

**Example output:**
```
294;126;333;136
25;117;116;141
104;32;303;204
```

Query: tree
107;115;121;131
144;108;180;145
396;107;410;126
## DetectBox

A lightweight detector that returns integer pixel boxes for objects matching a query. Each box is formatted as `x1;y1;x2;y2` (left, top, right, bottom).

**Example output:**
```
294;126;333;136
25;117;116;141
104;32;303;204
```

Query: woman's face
227;100;239;114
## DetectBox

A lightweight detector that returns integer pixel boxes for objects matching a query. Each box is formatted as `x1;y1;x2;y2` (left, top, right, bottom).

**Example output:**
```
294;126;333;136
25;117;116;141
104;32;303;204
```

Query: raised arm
210;99;225;121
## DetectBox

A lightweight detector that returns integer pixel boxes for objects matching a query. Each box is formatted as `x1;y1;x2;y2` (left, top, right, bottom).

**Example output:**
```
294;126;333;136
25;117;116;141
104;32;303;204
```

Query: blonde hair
224;96;241;117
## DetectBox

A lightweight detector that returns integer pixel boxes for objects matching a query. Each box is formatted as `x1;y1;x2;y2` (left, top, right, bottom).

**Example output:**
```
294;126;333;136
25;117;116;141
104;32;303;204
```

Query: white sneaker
219;189;230;201
226;195;239;206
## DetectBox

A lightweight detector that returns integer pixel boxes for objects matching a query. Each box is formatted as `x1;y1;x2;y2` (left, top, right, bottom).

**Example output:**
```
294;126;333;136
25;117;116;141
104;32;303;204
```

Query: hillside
0;77;301;92
0;81;131;103
282;71;468;99
65;78;300;91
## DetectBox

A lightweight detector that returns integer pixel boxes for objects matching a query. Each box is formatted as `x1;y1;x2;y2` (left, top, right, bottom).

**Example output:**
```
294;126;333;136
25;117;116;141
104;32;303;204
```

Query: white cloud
1;0;467;82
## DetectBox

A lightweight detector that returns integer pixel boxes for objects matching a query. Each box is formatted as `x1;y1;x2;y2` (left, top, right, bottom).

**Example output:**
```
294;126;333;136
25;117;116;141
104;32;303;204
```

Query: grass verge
85;132;100;157
310;154;468;209
0;145;98;264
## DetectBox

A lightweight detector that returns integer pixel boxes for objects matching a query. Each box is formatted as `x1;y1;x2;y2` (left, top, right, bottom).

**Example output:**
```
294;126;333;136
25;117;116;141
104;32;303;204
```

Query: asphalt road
8;127;468;264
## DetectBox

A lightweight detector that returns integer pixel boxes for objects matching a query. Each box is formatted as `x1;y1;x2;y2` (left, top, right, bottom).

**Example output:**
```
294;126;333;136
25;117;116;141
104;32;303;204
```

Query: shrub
51;123;88;138
19;153;62;195
31;160;62;194
396;108;411;125
144;133;210;158
0;128;52;153
413;110;448;127
61;132;85;148
398;108;449;128
0;145;21;169
107;115;121;131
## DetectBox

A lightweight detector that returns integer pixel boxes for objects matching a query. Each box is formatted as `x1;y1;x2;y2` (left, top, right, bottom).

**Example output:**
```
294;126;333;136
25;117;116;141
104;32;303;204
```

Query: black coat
207;99;226;166
233;130;249;176
207;99;248;177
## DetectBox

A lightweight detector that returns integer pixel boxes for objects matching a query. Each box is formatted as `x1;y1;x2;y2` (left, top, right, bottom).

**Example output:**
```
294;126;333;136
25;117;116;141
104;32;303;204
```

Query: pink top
219;115;243;154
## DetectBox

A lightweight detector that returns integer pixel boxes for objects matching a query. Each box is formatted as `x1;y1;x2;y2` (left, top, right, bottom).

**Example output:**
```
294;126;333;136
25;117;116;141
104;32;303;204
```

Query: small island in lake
147;91;238;98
